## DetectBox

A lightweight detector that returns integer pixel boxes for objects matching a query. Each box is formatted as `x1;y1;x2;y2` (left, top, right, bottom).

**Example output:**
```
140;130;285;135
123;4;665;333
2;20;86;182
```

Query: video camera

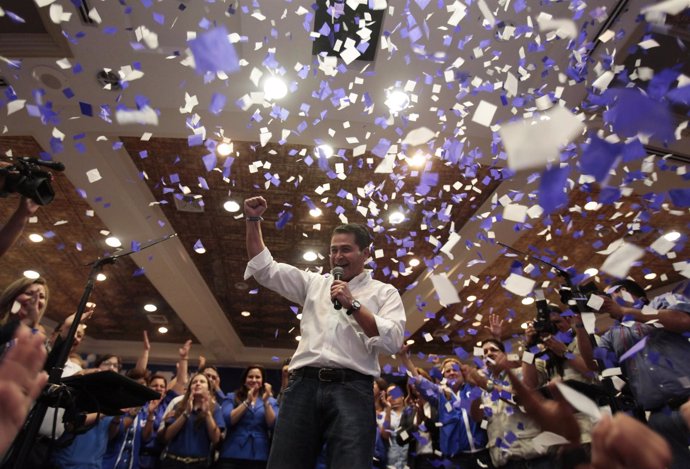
558;281;608;312
0;157;65;205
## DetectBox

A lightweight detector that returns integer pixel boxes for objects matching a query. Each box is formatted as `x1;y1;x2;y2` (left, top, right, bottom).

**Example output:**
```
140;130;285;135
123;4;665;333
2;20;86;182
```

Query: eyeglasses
101;361;120;370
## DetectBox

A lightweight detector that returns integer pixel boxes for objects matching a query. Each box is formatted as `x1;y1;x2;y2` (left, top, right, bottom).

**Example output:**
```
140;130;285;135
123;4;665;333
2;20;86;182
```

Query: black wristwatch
346;299;361;316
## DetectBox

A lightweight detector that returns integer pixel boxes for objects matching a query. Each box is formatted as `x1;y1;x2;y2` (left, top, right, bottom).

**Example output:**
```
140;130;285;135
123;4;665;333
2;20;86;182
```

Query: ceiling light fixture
385;89;410;112
314;144;334;159
217;142;233;156
96;273;107;282
406;339;415;345
521;297;535;305
664;231;681;242
388;210;405;225
144;304;158;312
223;200;241;213
295;335;302;341
309;207;322;217
241;311;251;317
303;250;318;262
408;258;420;267
263;76;288;100
105;236;122;248
466;295;477;302
28;234;44;243
520;322;528;330
158;326;168;334
584;201;600;211
23;270;40;280
644;272;657;280
584;267;599;277
409;151;427;167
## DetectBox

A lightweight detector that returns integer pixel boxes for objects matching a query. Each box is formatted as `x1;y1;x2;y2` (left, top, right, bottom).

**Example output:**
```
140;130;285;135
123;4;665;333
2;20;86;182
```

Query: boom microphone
331;266;344;310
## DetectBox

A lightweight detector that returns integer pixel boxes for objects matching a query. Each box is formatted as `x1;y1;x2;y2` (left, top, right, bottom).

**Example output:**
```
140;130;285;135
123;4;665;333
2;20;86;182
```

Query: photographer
598;279;690;469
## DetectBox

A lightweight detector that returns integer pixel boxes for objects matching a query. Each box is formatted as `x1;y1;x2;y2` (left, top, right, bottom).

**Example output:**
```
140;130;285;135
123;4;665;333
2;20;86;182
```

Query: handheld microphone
331;266;344;310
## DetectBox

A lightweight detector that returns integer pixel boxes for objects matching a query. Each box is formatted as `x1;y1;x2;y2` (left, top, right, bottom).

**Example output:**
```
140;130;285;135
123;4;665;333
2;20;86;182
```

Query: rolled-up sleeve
244;247;312;306
362;286;406;354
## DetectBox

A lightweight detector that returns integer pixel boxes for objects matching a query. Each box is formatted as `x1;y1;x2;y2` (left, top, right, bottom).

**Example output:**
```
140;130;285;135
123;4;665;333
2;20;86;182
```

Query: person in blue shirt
216;365;278;469
160;373;224;469
400;350;490;469
52;414;116;469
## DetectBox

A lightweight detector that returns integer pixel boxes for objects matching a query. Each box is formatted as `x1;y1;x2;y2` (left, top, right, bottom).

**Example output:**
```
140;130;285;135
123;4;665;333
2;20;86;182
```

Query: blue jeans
266;371;376;469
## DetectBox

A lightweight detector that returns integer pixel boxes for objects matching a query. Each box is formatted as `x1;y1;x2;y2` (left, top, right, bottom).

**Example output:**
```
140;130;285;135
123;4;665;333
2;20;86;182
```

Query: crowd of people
0;194;688;469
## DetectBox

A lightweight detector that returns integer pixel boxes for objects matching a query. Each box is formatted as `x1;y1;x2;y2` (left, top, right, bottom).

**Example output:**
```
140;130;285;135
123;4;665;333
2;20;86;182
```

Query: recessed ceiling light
472;321;481;327
644;272;657;280
584;267;599;277
223;200;240;213
408;258;420;267
296;313;303;320
406;339;415;345
466;295;477;302
194;245;206;254
309;207;322;217
263;76;288;100
521;297;535;305
216;142;233;156
241;311;251;317
584;201;600;211
96;273;107;281
23;270;40;279
409;151;427;167
144;304;157;312
303;250;318;262
105;236;122;248
28;234;44;243
158;326;168;334
388;210;405;225
664;231;681;242
315;144;334;159
295;335;302;341
520;322;528;330
385;89;410;112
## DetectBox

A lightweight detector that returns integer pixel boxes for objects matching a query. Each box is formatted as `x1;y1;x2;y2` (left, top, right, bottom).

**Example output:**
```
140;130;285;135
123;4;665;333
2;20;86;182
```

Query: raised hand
244;196;267;217
179;339;192;359
262;383;273;401
485;313;505;339
143;330;151;351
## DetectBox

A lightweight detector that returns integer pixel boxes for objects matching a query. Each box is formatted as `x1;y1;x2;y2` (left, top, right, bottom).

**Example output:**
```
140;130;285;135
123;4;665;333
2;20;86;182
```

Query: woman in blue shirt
216;365;278;469
160;373;224;469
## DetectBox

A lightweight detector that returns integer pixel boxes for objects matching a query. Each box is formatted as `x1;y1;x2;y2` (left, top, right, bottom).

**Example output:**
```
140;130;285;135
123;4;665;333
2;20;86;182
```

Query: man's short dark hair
613;279;648;300
332;224;372;251
482;338;505;353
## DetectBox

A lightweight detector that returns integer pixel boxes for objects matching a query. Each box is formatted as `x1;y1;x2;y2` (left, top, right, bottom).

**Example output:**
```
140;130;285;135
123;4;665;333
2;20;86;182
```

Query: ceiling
0;0;688;369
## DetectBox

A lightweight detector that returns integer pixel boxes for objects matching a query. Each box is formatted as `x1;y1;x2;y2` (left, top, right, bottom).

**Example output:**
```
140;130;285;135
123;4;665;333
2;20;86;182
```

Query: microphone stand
1;233;176;469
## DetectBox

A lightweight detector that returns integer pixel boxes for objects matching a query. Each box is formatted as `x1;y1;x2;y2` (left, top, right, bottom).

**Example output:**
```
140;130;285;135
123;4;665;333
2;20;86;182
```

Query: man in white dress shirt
243;196;406;469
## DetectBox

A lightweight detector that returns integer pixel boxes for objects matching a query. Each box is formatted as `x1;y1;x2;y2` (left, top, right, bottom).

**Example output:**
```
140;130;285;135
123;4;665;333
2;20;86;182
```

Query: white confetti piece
650;235;675;255
586;295;604;311
503;273;536;297
440;232;461;260
600;241;644;279
555;382;602;422
115;106;159;126
7;99;25;116
500;105;584;171
537;13;577;40
49;3;72;23
86;168;102;183
502;204;528;223
471;100;497;127
430;273;460;306
402;127;435;145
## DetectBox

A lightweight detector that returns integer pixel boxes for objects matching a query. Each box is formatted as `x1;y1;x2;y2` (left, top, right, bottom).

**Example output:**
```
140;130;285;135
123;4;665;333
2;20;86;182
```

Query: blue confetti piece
539;166;570;214
209;93;227;115
187;26;240;75
667;84;690;106
79;101;93;117
188;134;204;147
603;88;674;142
193;239;205;252
275;210;293;230
131;241;141;252
202;153;216;172
63;88;74;99
669;188;690;208
579;135;621;182
133;267;145;277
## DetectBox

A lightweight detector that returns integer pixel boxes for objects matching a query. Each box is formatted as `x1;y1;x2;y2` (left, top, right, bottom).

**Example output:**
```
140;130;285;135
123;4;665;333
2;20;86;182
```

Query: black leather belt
293;366;372;383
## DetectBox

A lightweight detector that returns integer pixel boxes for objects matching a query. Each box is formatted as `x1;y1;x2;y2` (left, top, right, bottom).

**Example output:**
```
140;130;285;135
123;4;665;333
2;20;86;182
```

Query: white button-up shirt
244;248;406;377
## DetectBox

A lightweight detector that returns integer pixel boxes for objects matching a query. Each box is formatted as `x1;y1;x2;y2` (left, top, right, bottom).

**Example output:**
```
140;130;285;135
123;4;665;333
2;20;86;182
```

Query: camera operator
522;305;599;451
598;279;690;469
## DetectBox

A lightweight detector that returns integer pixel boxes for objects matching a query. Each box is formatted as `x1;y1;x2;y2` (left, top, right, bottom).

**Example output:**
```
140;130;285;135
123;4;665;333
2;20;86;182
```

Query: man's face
329;232;369;282
203;368;220;390
482;342;505;373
